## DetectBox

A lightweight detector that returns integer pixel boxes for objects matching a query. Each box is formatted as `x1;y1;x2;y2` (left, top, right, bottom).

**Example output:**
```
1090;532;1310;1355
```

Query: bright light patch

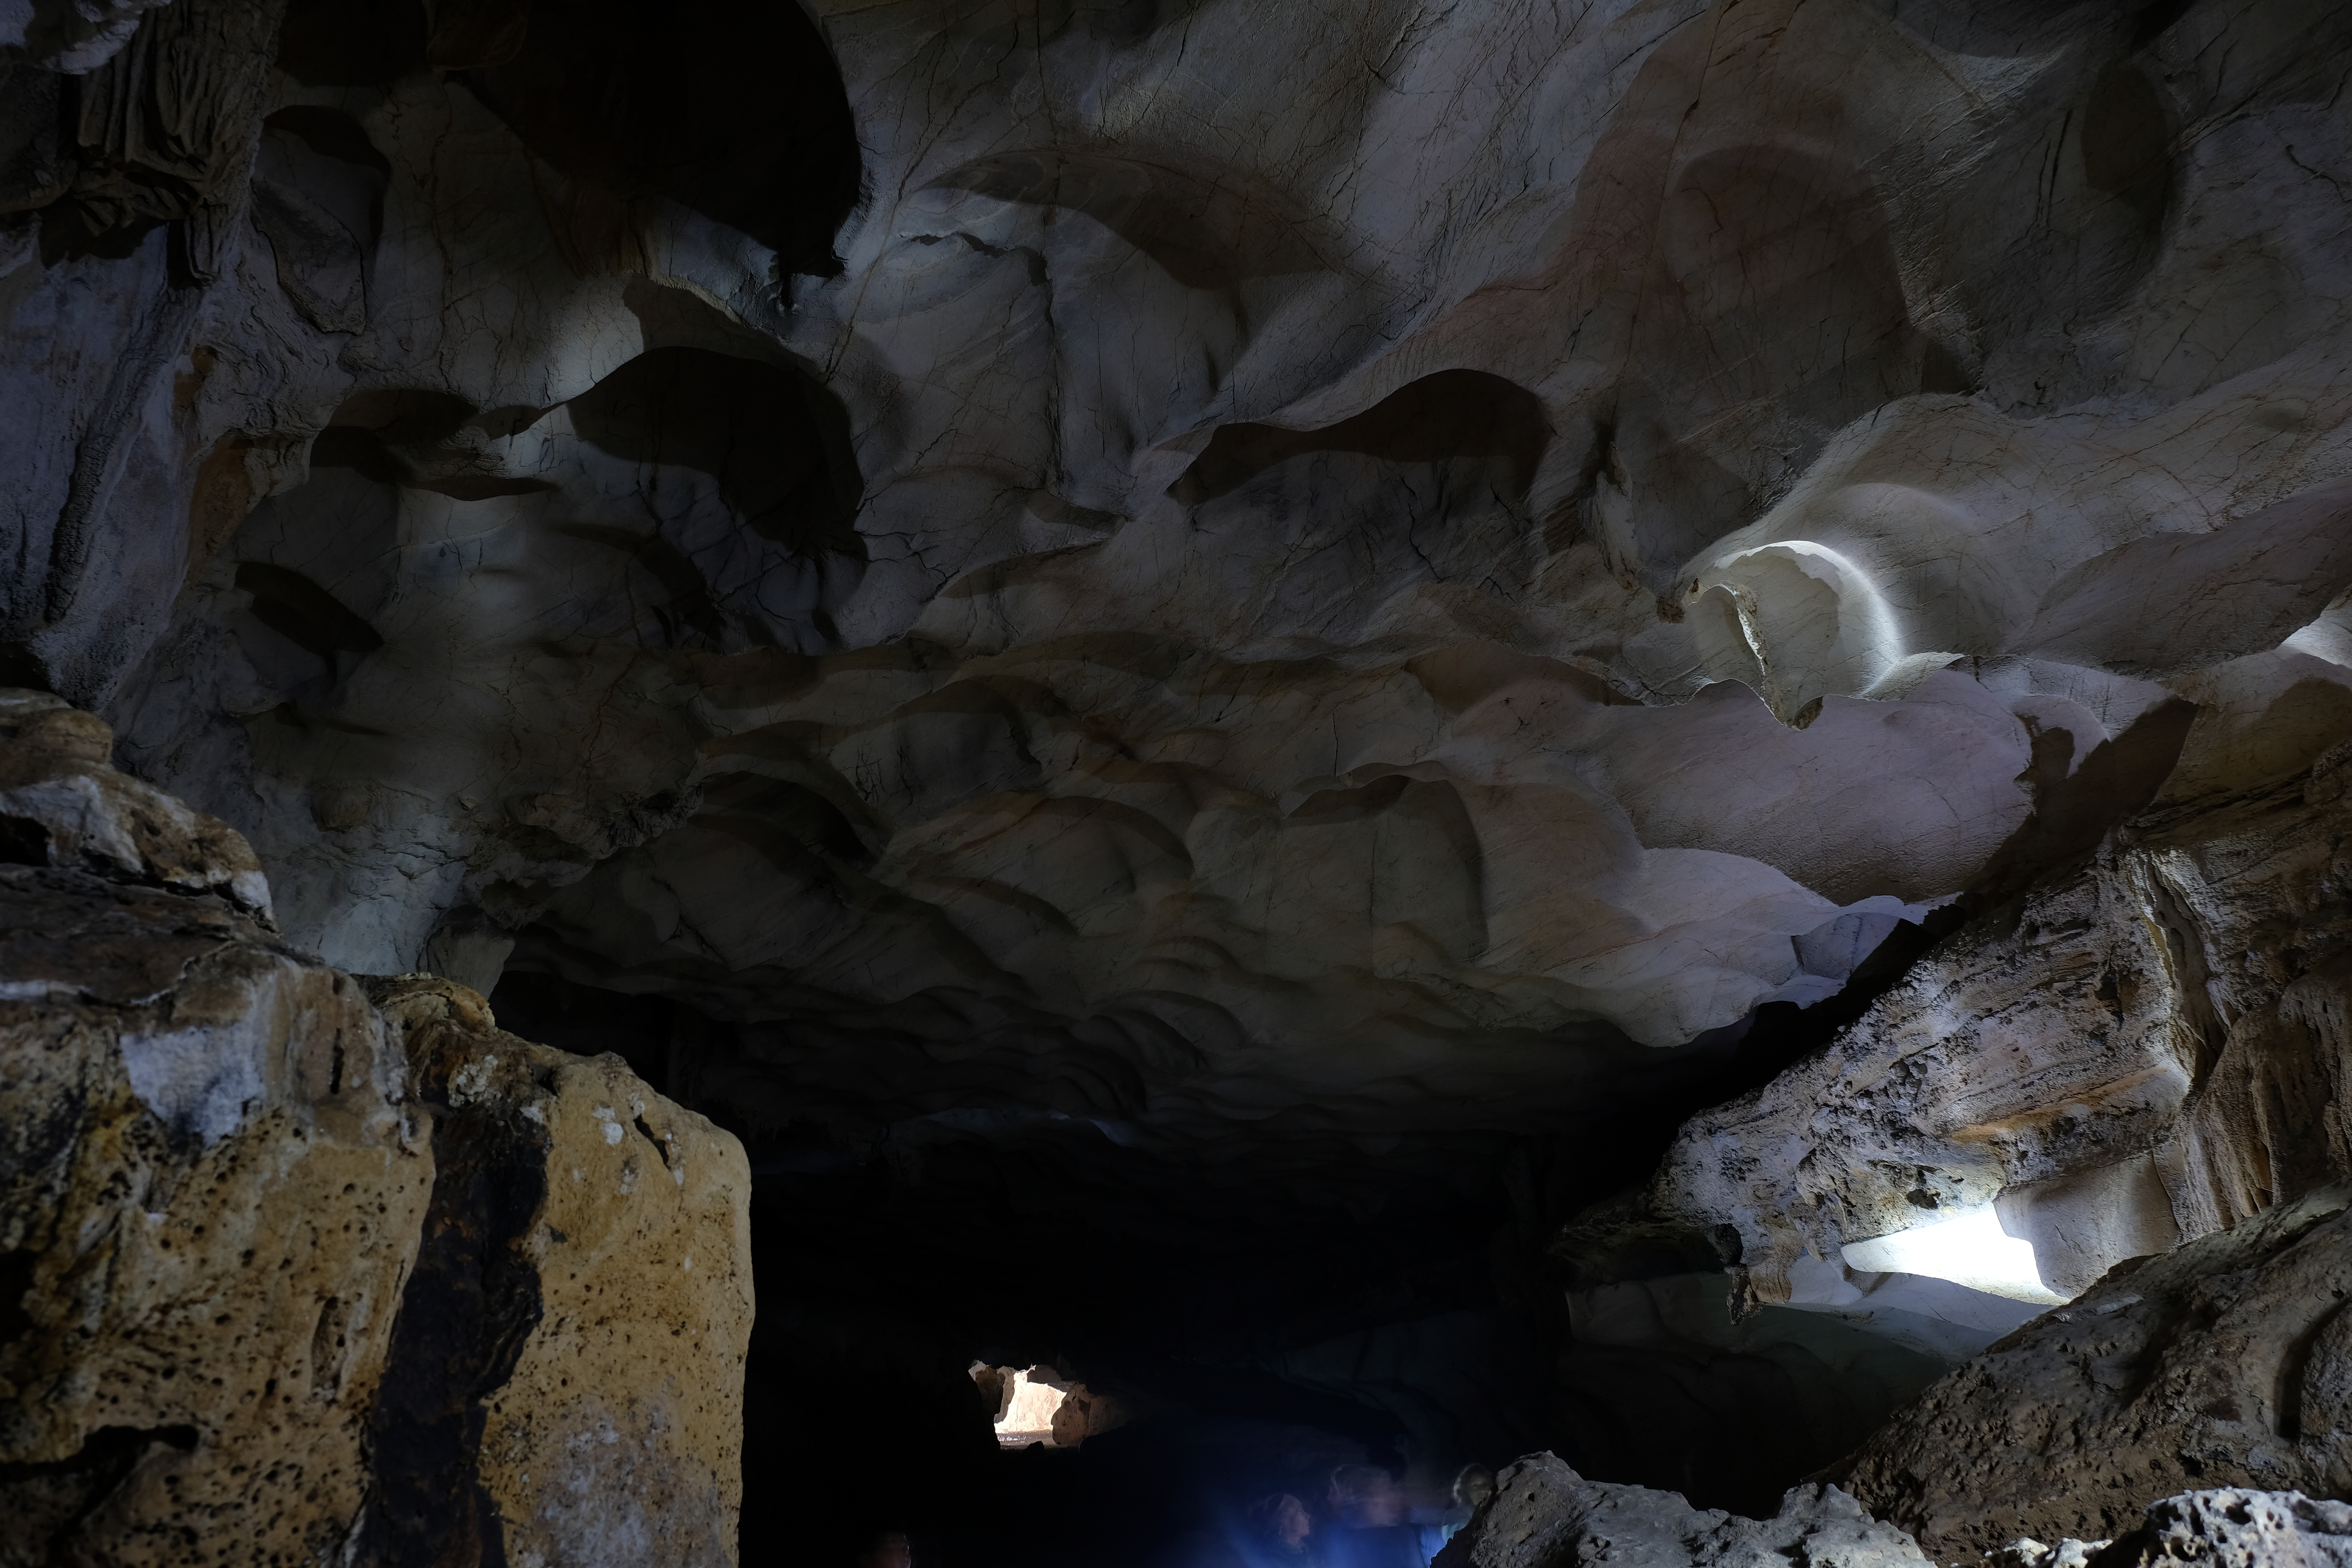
995;1368;1070;1447
971;1362;1128;1450
1840;1206;2068;1304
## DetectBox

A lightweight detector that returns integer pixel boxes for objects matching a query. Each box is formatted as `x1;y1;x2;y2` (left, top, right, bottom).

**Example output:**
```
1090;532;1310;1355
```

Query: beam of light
1840;1205;2069;1304
1696;539;1910;708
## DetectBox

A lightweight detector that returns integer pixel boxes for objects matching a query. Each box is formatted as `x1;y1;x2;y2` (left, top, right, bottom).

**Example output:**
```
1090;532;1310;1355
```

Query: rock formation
1432;1452;1932;1568
1650;742;2352;1327
364;972;752;1568
1828;1183;2352;1559
1441;1459;2352;1568
2015;1490;2352;1568
0;691;750;1566
0;687;423;1566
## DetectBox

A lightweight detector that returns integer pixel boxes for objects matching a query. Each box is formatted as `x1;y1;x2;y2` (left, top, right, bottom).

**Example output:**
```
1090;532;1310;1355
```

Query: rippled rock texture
0;0;2326;1185
0;693;750;1566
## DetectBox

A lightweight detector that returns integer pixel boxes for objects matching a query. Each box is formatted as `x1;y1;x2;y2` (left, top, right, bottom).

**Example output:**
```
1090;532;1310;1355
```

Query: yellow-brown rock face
0;694;752;1568
0;750;430;1563
366;976;753;1568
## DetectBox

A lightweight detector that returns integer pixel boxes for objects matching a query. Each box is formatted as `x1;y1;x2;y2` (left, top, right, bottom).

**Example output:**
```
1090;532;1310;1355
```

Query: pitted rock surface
1831;1187;2352;1558
364;975;753;1568
1435;1451;1932;1568
0;696;751;1567
0;854;425;1564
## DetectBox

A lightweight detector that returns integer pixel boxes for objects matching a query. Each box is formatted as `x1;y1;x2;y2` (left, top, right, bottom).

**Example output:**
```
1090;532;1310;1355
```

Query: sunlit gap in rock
971;1363;1128;1450
1841;1206;2070;1305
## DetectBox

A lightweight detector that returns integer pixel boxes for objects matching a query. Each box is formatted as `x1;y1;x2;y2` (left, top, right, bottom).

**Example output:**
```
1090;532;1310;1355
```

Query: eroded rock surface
1434;1451;1931;1568
9;0;2352;1557
1830;1185;2352;1558
363;975;753;1568
2056;1489;2352;1568
0;697;752;1566
1644;734;2352;1340
0;0;2317;1203
0;695;427;1567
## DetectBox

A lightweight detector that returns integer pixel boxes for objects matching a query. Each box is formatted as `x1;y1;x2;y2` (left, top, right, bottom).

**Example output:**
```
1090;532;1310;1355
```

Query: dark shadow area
488;948;1967;1566
566;347;865;559
277;0;862;277
462;0;864;278
1170;372;1550;506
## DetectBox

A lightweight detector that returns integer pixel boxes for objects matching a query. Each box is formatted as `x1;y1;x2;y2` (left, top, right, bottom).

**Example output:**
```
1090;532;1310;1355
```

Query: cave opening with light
7;2;2352;1567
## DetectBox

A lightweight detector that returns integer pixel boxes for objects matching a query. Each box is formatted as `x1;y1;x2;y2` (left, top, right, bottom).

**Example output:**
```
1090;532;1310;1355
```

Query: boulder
0;693;753;1567
0;699;428;1566
1833;1185;2352;1558
361;974;753;1568
1435;1451;1931;1568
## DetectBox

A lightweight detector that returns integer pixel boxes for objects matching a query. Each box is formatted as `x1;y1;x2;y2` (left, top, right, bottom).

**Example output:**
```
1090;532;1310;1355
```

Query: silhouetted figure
1243;1492;1321;1566
857;1528;914;1568
1436;1465;1495;1546
1324;1466;1425;1568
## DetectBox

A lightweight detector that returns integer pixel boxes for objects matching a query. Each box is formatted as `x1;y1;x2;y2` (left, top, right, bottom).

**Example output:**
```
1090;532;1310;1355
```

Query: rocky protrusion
2001;1490;2352;1568
361;974;753;1568
0;690;269;916
0;694;753;1566
1434;1451;1932;1568
1831;1185;2352;1557
0;706;428;1564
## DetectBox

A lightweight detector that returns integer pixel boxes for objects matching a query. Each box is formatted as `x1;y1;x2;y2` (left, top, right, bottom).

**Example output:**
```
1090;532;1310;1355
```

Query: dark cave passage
488;964;1959;1567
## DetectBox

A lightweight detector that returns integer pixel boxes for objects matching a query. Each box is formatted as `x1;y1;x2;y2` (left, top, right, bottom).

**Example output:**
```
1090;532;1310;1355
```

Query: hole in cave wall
971;1363;1130;1449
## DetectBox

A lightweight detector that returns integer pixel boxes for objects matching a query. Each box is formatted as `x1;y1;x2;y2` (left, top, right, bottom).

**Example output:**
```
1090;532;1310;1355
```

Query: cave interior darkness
487;955;1938;1568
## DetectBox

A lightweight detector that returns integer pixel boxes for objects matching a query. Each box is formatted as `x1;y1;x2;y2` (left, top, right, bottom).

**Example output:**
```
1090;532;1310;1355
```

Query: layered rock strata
1646;737;2352;1332
0;692;752;1567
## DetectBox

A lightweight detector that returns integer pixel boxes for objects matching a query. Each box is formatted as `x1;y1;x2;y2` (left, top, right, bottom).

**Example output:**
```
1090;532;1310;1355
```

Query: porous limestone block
367;976;753;1568
0;864;429;1568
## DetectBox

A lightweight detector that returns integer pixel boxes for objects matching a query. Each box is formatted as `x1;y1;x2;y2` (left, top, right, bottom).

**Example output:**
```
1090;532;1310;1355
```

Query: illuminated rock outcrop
1830;1185;2352;1559
0;693;751;1566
